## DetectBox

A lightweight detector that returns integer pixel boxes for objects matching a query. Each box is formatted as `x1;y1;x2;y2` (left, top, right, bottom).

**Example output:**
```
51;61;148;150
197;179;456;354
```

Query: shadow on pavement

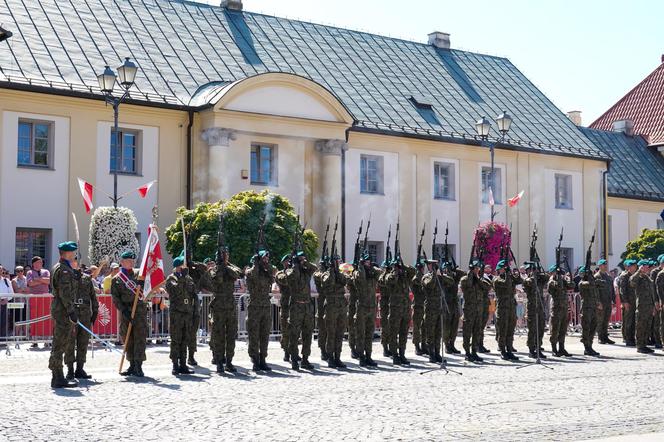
52;388;85;397
123;376;181;390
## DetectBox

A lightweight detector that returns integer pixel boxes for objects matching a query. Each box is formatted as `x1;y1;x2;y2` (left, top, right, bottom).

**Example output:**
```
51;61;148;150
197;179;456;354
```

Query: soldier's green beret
440;261;450;269
523;261;534;269
296;251;305;257
597;259;607;265
469;260;482;269
624;259;636;267
649;259;657;266
548;264;557;273
578;265;586;273
258;250;269;258
496;260;507;270
203;258;212;264
281;254;291;263
361;253;370;261
120;251;136;260
659;254;664;264
637;259;650;266
173;256;185;267
381;260;390;267
57;241;78;252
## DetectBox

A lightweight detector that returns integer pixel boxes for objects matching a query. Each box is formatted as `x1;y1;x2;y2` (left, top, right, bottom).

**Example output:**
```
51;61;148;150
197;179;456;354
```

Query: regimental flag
139;224;165;296
138;180;156;198
77;178;94;213
508;190;525;208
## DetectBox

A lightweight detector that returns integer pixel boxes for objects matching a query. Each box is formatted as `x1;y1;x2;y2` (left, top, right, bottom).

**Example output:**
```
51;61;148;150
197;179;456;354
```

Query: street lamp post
475;111;513;221
97;57;138;208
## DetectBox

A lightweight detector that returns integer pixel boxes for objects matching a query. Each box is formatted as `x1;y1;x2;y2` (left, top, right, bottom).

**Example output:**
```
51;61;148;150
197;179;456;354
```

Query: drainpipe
601;167;609;258
341;127;351;261
186;110;194;209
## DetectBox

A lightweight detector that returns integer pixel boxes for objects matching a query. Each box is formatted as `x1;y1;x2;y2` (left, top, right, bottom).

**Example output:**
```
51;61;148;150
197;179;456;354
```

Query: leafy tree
622;228;664;261
165;190;318;267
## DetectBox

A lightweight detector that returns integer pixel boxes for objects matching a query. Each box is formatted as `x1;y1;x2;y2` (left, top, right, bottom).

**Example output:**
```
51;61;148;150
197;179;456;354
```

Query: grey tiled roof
0;0;607;159
580;127;664;202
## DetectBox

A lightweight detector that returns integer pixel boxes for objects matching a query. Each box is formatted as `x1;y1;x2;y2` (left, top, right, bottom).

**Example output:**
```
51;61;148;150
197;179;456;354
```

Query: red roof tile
590;60;664;145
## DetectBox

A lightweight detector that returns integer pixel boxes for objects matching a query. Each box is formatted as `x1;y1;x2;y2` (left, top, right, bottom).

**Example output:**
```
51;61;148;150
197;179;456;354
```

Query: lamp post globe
97;65;117;94
475;116;491;139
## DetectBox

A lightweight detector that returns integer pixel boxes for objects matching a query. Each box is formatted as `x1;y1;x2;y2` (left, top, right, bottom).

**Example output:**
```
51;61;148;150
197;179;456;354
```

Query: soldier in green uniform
348;270;359;360
275;255;292;362
649;258;663;348
209;248;243;373
441;264;465;354
385;260;417;365
422;260;449;363
313;261;329;361
493;260;522;360
65;265;99;380
523;262;549;359
477;265;493;353
618;260;638;346
578;265;602;356
378;262;392;357
547;264;573;357
111;251;148;377
322;255;351;368
631;259;658;354
186;261;211;366
411;260;427;355
351;253;380;367
165;255;198;375
48;241;80;388
245;250;275;371
594;259;615;344
459;260;491;362
287;252;317;370
656;255;664;345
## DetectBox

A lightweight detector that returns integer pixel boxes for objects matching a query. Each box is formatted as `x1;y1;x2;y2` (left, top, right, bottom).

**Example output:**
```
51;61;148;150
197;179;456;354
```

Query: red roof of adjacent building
590;58;664;146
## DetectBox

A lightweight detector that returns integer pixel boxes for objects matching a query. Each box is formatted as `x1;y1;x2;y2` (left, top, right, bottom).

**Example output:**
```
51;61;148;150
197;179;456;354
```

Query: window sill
250;182;278;187
110;171;143;177
360;191;385;196
555;206;574;210
434;196;456;201
17;164;53;171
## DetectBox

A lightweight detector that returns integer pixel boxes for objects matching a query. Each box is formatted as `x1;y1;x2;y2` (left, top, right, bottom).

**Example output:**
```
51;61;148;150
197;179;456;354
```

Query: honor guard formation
47;215;664;389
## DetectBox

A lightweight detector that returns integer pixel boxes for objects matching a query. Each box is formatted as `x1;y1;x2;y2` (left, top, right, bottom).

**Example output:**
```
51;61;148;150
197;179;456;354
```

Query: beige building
0;0;620;270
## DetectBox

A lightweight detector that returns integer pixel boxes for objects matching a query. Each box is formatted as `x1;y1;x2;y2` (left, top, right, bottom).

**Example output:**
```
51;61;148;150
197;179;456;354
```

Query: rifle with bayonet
320;218;330;271
394;217;404;267
253;214;267;263
417;223;427;263
363;214;371;258
352;220;364;267
444;221;457;270
330;216;339;273
530;224;543;273
216;207;227;266
584;229;596;280
384;225;393;267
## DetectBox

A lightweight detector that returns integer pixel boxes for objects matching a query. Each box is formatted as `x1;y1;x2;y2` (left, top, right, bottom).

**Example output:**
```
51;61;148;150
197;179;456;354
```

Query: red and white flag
488;188;495;207
137;180;156;198
508;190;525;208
77;178;94;213
139;224;165;296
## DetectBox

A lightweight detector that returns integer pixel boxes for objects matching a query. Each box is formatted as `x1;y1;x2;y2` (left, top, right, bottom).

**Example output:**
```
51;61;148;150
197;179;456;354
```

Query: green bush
165;190;318;267
622;228;664;261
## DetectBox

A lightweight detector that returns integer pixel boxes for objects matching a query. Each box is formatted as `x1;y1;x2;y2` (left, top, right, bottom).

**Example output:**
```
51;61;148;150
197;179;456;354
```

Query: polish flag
508;190;525;208
139;224;165;296
137;180;156;198
77;178;94;213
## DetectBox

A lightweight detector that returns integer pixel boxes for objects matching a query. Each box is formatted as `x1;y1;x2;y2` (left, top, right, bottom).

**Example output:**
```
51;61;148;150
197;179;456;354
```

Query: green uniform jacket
165;272;197;314
630;272;656;309
656;269;664;304
579;276;599;310
411;271;426;307
245;263;275;307
547;274;573;305
422;271;452;310
111;269;143;314
287;261;318;303
385;266;417;308
321;269;350;309
275;269;291;309
350;265;381;310
523;273;548;304
618;270;636;304
460;273;491;306
494;272;522;301
210;263;243;310
77;273;99;315
441;269;465;303
50;260;78;318
594;271;615;305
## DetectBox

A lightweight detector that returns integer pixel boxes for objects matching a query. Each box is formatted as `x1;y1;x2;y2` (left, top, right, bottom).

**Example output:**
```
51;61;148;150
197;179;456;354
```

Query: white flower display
88;206;140;265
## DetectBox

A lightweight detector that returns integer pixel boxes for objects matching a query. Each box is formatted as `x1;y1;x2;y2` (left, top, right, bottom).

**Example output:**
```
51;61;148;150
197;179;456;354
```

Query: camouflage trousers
424;307;442;354
354;307;376;358
526;299;545;351
289;302;314;358
348;303;357;352
48;317;75;371
324;304;347;356
380;297;390;349
479;295;490;346
388;304;409;354
210;308;237;362
622;303;636;344
651;313;662;345
580;306;597;347
280;307;289;352
170;312;193;362
462;303;483;353
188;310;200;357
635;306;654;348
411;305;424;347
247;304;271;361
65;307;92;365
317;305;326;351
443;299;460;348
495;296;516;350
120;306;148;363
549;302;569;346
597;301;612;341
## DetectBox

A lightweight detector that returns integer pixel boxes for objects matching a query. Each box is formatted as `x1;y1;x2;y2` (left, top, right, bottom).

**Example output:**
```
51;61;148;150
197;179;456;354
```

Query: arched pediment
195;73;354;124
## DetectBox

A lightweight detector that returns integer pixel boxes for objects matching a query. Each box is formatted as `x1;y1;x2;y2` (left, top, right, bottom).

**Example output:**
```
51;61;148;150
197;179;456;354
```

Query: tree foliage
165;190;318;267
89;206;140;265
622;228;664;261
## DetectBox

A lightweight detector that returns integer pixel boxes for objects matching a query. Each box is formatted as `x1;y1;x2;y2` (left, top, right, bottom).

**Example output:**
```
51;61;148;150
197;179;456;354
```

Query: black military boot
300;357;314;370
179;358;194;375
429;350;437;363
500;349;510;361
529;348;538;358
252;357;262;372
187;356;198;366
74;363;91;379
291;354;300;371
435;352;444;363
334;353;346;369
449;343;461;354
216;363;225;374
400;350;410;365
172;361;180;376
478;344;490;354
283;351;290;362
359;355;367;367
327;357;337;368
471;351;484;362
589;347;600;357
464;351;475;362
51;369;76;389
366;354;378;367
583;345;594;356
421;344;430;355
351;348;360;359
637;346;654;354
211;356;217;365
259;355;272;372
551;343;559;357
507;351;519;361
415;343;423;356
605;337;615;345
65;363;75;380
120;362;136;376
383;345;392;357
225;358;237;373
321;350;329;361
392;354;402;365
558;344;571;357
134;361;145;377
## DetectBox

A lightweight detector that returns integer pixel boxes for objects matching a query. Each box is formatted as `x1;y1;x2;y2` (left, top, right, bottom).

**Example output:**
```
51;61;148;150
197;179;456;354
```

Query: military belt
184;298;189;305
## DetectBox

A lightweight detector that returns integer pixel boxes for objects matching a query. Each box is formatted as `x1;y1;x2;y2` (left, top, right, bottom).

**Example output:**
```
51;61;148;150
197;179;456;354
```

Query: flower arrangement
88;206;140;265
472;221;511;269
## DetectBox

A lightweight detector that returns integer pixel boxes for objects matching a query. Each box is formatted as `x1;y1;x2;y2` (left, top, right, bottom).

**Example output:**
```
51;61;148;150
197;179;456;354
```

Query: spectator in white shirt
0;266;15;339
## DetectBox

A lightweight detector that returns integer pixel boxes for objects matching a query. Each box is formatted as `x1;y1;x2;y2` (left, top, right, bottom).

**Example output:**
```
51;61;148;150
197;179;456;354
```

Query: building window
434;162;455;200
481;167;502;204
17;120;52;168
250;144;277;185
608;215;613;256
110;129;140;174
15;228;51;267
559;247;574;272
360;155;384;194
555;174;573;209
432;243;456;263
367;241;383;264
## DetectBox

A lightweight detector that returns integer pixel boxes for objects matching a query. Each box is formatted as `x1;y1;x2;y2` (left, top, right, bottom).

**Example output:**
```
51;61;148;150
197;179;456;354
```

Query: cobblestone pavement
1;330;664;441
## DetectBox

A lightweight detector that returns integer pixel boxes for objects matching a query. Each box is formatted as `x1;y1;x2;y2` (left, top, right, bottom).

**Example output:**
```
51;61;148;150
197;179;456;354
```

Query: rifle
445;221;457;270
216;207;227;266
255;214;267;255
394;217;404;267
330;216;339;273
417;223;427;263
530;224;543;273
584;229;596;280
555;227;563;274
352;220;363;267
384;225;393;267
320;218;330;271
363;214;371;255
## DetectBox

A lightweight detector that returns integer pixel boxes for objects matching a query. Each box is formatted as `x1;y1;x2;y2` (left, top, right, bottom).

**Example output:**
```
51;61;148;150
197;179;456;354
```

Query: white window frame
110;128;142;175
17;119;54;169
481;166;502;204
433;161;455;200
360;154;384;195
15;228;51;267
555;173;573;209
250;143;278;186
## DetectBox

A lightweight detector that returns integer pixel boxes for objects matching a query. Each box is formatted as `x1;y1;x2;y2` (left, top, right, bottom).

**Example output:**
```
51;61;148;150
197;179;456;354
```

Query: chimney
566;110;582;126
428;32;450;50
221;0;243;11
612;119;635;136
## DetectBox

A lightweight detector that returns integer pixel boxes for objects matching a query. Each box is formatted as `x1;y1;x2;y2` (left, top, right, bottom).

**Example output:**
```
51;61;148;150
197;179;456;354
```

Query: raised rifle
352;220;363;267
394;217;404;267
216;207;227;266
330;216;339;273
320;218;330;271
384;225;393;267
254;214;267;259
530;224;543;273
584;229;596;280
555;227;564;274
363;214;371;255
417;223;427;263
445;221;457;270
